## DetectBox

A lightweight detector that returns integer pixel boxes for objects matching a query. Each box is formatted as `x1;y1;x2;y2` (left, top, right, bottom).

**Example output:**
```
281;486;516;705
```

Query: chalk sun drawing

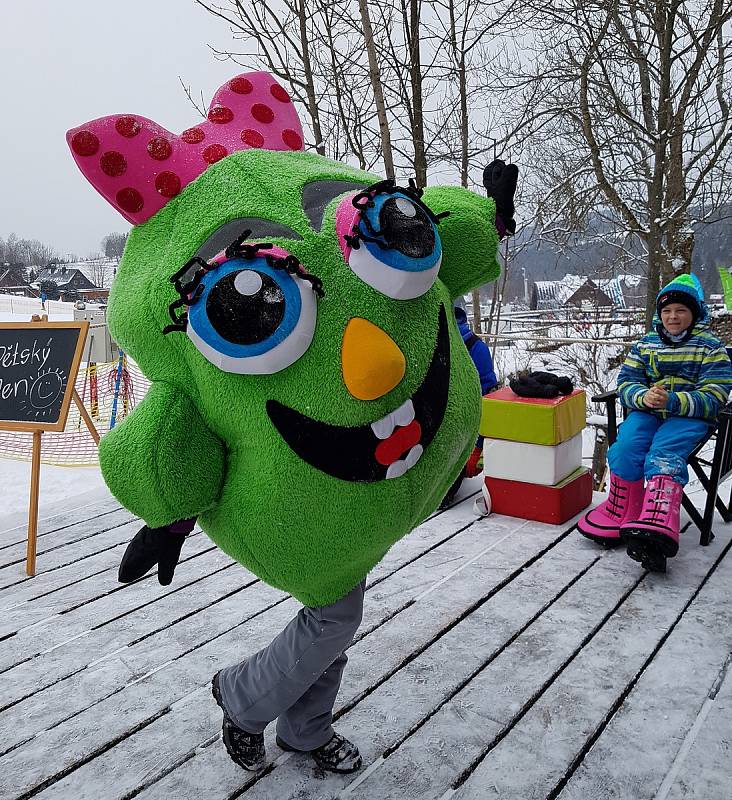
19;368;67;418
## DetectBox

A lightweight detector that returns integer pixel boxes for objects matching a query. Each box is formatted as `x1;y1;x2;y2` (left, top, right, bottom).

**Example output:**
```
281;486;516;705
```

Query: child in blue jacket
439;306;498;508
577;274;732;571
454;305;498;395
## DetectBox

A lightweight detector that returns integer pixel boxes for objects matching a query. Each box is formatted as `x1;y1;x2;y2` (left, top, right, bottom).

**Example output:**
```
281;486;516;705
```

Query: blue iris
358;191;441;273
187;256;303;358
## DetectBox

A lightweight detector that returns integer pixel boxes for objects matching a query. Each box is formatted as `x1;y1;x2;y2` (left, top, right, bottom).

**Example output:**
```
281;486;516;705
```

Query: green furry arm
423;186;500;300
99;382;226;527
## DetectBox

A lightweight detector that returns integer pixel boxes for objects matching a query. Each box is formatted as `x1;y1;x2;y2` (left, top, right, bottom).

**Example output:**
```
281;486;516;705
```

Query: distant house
33;265;98;301
530;274;647;311
530;277;613;310
0;266;31;296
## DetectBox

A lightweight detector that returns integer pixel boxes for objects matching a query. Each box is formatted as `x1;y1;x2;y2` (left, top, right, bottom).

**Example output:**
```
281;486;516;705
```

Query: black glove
529;371;574;395
483;159;518;235
510;376;560;399
118;523;190;586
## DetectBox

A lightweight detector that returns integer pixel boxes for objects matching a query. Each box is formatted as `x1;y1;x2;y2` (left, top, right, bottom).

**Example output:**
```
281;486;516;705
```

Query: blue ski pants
608;410;711;486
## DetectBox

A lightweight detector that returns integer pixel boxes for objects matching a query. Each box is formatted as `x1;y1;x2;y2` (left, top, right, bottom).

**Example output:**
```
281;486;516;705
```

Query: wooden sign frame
1;318;99;576
0;320;90;432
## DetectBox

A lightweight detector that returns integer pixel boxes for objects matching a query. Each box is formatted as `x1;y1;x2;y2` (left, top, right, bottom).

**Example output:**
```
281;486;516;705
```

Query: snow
0;293;76;322
1;456;108;516
1;294;108;515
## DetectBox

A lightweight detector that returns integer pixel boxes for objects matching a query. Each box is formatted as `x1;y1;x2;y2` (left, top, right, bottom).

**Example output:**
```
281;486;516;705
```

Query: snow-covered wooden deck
1;485;731;800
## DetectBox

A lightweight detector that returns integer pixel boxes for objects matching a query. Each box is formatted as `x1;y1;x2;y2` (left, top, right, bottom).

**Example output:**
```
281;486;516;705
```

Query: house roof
0;267;28;286
532;274;647;310
35;267;98;289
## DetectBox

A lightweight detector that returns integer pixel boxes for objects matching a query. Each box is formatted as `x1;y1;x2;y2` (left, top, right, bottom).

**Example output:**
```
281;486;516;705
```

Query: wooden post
26;430;42;576
72;389;100;445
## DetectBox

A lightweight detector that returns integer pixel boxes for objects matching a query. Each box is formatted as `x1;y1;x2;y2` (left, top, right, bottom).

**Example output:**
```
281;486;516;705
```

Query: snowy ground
1;457;108;517
0;293;76;322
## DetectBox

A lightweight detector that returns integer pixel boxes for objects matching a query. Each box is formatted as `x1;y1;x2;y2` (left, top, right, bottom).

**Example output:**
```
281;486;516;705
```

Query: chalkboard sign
0;321;89;432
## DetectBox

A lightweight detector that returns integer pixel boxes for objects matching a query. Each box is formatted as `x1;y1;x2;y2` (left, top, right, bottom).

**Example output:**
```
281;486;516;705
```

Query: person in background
439;305;499;509
576;274;732;571
455;305;498;396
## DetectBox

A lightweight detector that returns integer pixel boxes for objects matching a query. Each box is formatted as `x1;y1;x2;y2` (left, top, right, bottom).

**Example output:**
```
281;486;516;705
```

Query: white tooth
393;398;415;428
371;415;396;440
405;444;423;469
386;460;408;479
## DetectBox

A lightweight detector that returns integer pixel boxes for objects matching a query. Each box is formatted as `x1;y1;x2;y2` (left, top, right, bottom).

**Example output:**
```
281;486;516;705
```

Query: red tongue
375;420;422;466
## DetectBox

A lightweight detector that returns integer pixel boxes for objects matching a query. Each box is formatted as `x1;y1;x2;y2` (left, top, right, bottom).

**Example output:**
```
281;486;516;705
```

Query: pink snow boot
621;474;683;573
577;474;644;548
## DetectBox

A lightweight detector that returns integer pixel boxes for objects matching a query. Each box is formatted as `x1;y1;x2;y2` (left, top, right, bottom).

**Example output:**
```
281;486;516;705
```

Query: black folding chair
592;390;732;546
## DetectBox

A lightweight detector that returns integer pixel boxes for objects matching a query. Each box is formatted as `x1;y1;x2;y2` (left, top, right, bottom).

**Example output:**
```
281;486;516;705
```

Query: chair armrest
591;390;619;403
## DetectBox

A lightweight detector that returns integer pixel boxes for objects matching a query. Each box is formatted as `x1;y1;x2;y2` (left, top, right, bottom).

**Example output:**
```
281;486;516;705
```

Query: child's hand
643;385;669;409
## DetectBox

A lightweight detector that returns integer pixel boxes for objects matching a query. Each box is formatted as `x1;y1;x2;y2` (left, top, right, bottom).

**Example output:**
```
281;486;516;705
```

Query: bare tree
195;0;327;154
497;0;732;326
358;0;395;177
0;233;57;267
102;232;128;262
195;0;494;184
87;256;113;288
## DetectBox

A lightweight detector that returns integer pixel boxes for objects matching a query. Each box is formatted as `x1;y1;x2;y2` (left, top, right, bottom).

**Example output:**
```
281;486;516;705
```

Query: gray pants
217;579;366;750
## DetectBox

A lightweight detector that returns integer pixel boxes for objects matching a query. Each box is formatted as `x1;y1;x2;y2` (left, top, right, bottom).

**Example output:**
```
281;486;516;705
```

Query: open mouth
266;304;450;482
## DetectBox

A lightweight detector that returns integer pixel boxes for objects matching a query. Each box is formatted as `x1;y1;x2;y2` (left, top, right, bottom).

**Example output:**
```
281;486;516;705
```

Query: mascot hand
482;159;518;236
118;520;194;586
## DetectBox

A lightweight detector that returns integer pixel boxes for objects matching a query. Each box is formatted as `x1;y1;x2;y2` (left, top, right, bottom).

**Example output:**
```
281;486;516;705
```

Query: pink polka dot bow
66;72;305;225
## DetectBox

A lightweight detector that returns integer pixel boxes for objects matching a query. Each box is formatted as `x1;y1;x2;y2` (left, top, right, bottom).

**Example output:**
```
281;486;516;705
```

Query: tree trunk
358;0;395;179
408;0;427;187
665;111;693;280
591;424;609;491
447;0;469;188
296;0;325;156
472;289;482;332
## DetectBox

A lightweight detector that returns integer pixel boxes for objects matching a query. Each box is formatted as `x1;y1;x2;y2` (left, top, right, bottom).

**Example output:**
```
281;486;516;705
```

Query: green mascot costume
67;71;517;774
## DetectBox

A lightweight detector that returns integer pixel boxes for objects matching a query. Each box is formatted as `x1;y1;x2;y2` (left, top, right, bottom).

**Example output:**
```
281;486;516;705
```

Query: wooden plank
0;489;118;540
0;500;479;677
0;536;232;682
178;532;602;800
0;490;122;547
0;501;487;739
0;510;138;590
0;509;517;759
329;548;644;800
448;534;732;800
663;657;732;800
37;519;578;800
0;506;135;567
0;513;564;799
551;540;732;800
0;530;212;638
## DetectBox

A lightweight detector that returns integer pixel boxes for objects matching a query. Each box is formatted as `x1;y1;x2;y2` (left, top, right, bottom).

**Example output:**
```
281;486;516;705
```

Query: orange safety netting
0;359;150;466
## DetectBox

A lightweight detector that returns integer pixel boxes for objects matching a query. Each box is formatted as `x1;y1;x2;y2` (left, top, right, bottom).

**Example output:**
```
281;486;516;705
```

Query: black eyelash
344;178;450;251
265;253;325;298
163;230;324;336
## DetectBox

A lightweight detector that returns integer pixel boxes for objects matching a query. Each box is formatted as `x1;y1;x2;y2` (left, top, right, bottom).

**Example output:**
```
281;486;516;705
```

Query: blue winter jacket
455;307;498;394
617;275;732;421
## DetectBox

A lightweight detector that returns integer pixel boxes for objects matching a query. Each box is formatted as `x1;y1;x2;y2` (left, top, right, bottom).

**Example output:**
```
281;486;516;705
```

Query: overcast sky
0;2;240;258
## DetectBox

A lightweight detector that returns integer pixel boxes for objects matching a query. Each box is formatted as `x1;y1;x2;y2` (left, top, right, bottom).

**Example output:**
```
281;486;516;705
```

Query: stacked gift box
478;387;592;524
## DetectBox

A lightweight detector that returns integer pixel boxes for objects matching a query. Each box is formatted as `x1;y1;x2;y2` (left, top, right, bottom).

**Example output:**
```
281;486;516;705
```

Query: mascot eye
338;190;442;300
186;257;317;374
